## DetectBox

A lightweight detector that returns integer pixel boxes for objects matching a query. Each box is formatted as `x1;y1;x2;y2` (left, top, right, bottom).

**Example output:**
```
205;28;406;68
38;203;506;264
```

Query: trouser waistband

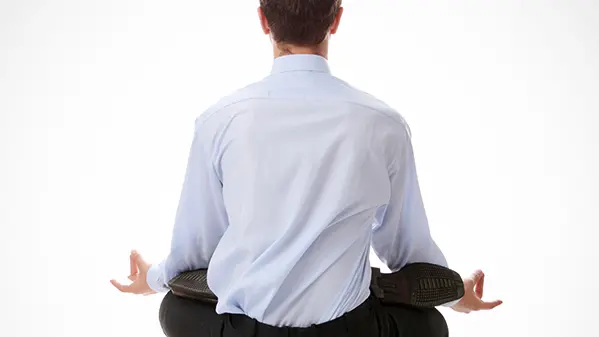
222;294;377;337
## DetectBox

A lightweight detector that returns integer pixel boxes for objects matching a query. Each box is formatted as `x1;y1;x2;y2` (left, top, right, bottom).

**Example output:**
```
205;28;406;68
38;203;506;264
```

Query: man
111;1;502;336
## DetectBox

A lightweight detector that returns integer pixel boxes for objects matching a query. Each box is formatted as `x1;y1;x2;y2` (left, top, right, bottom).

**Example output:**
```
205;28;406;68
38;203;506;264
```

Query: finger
129;250;139;278
477;299;503;310
111;279;135;293
132;251;150;273
470;270;484;283
475;273;485;298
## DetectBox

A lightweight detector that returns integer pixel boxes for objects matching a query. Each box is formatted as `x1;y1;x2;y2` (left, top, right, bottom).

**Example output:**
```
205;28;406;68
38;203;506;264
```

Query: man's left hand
110;250;156;295
451;270;502;313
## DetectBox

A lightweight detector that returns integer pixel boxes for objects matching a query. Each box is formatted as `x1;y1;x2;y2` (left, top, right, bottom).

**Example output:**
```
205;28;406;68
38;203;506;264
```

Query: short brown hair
260;0;342;46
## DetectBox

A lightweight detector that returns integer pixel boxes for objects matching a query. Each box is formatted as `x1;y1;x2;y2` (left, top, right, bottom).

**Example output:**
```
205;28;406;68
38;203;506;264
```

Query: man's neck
273;42;329;59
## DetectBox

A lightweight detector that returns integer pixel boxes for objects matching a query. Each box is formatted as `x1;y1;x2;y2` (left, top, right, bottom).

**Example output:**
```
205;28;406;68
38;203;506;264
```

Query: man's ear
258;7;270;35
330;7;344;35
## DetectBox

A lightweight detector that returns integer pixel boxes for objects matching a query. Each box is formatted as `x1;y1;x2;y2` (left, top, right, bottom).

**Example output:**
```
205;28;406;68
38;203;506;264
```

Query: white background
1;0;598;336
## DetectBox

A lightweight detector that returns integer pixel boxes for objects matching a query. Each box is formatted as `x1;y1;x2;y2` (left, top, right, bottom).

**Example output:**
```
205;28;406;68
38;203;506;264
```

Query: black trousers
159;291;449;337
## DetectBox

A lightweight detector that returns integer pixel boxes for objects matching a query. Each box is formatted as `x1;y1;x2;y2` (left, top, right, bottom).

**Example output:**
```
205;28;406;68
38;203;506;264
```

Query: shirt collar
270;54;331;75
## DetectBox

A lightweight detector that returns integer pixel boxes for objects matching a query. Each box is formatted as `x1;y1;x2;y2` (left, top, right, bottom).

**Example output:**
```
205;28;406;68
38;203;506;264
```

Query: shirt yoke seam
195;96;408;131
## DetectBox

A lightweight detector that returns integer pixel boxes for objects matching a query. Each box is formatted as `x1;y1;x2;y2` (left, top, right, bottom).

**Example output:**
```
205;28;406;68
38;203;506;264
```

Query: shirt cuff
441;298;462;308
146;263;170;293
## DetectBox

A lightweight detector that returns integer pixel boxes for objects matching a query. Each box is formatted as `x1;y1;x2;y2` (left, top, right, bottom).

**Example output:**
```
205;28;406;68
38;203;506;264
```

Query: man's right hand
451;270;503;313
110;250;157;296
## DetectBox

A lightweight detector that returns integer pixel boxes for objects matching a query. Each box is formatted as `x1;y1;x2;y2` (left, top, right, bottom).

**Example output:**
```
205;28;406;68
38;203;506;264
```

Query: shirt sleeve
371;122;448;273
146;121;229;293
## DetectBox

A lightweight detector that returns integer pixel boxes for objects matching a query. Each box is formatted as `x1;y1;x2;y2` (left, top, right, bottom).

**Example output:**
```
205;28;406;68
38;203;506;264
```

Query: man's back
164;55;447;326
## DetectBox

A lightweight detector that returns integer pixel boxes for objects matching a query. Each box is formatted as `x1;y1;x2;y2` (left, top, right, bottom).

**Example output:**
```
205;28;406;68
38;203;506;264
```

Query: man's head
258;0;343;57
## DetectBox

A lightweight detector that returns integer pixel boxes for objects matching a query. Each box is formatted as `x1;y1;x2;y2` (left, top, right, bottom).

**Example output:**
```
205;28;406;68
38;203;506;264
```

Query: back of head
260;0;342;46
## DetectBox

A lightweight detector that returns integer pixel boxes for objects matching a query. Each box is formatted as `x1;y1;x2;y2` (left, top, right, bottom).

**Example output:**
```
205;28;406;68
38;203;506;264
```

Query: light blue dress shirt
147;55;449;327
